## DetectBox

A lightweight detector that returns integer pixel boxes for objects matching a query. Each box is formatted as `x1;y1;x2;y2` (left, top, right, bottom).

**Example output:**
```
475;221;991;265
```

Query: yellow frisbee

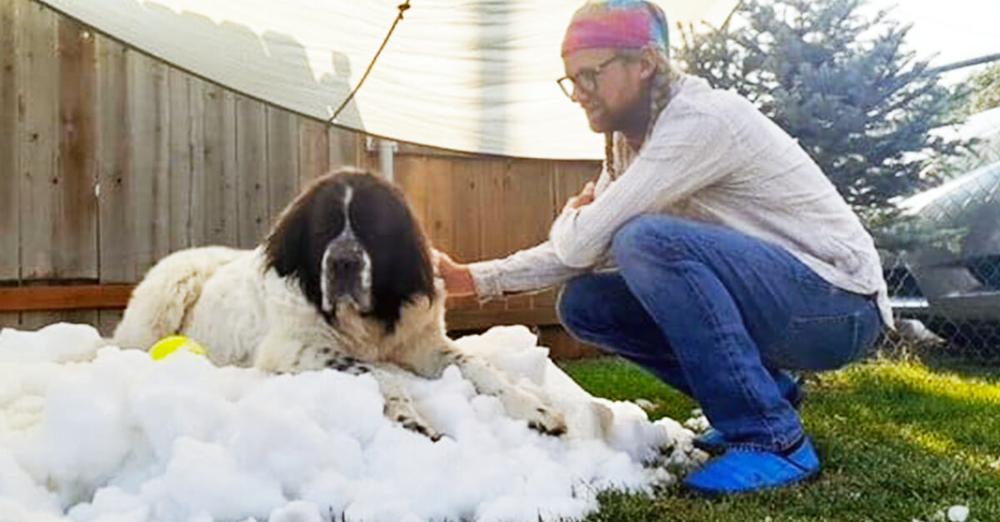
149;335;207;361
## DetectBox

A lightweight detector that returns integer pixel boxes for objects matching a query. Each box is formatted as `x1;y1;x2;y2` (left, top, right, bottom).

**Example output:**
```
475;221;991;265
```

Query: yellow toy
149;335;207;361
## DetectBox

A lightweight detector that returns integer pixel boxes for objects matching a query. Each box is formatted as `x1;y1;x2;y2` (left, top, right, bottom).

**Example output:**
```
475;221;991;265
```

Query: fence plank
236;94;268;247
552;161;599;217
0;314;19;329
0;280;550;336
97;309;122;337
503;159;553;311
476;159;507;313
267;106;299;220
298;119;330;184
57;15;99;277
0;0;19;284
449;159;482;263
328;125;359;169
53;15;100;326
478;159;509;261
0;284;132;312
126;50;170;279
0;0;19;352
395;155;430;230
20;310;97;330
18;1;58;280
198;85;238;246
422;156;457;254
96;35;129;282
538;326;600;360
167;67;193;251
187;75;206;246
446;306;559;332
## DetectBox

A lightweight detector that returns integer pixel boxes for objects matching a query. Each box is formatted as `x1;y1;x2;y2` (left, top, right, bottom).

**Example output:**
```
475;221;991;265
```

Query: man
436;0;890;496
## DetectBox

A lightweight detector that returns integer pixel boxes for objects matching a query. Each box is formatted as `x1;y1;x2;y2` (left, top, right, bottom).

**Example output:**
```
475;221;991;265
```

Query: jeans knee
612;215;695;268
612;216;654;262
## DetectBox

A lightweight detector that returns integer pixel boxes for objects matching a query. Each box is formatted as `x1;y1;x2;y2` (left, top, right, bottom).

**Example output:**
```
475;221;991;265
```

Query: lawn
560;357;1000;522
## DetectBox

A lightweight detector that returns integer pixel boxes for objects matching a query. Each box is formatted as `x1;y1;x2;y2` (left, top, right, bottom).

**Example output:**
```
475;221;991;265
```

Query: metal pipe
925;52;1000;76
378;139;397;183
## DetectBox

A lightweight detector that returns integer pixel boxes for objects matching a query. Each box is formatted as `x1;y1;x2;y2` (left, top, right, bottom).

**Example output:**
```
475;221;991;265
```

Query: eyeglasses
556;55;625;99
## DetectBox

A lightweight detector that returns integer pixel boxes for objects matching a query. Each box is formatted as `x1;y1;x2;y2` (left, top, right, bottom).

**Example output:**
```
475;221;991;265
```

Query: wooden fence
0;0;601;357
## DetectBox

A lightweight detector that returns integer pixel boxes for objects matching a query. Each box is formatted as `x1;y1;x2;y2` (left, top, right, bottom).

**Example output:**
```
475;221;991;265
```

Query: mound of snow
0;323;703;521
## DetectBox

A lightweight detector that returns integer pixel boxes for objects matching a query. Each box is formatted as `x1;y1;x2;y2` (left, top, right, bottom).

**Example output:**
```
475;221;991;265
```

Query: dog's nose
330;255;362;275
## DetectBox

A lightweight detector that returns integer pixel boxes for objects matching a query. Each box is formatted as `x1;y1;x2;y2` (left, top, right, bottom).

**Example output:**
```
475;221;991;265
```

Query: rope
328;1;412;125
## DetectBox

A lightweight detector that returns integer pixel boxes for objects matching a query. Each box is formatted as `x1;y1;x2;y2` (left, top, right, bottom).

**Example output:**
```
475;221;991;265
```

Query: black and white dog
113;167;566;439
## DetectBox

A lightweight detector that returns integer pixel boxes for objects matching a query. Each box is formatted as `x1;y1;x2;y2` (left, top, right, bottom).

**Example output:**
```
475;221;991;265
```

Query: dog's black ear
348;174;436;332
264;174;348;322
264;194;309;278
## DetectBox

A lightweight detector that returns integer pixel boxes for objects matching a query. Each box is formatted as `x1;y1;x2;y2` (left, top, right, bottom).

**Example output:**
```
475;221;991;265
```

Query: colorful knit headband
561;0;669;57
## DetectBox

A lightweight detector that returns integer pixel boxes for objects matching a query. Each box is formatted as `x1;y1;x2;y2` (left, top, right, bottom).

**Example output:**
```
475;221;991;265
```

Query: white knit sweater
468;74;893;328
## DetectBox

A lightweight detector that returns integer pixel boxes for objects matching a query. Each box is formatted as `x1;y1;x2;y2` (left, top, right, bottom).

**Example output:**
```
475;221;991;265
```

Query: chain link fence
876;157;1000;364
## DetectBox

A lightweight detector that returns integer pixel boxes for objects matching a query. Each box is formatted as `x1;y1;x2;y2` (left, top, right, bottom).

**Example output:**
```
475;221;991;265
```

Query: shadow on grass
917;355;1000;384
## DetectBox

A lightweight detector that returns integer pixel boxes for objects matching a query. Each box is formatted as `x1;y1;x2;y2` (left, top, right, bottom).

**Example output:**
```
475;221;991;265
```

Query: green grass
560;357;1000;522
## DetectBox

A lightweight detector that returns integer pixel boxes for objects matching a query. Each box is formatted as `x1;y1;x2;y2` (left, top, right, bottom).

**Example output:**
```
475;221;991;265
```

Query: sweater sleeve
549;110;737;268
466;240;591;301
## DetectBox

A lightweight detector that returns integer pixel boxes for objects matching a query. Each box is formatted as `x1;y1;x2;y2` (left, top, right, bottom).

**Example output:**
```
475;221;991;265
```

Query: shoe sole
683;466;821;498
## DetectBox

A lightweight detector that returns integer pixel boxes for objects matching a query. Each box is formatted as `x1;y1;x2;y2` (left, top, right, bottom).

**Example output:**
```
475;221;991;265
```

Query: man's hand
565;181;595;210
433;249;476;298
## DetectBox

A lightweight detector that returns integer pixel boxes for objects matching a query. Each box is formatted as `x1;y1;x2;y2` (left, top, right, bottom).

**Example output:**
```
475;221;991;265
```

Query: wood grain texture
0;284;132;312
0;0;19;282
18;2;58;280
96;34;129;283
235;94;268;247
57;16;98;280
266;106;299;220
198;84;238;246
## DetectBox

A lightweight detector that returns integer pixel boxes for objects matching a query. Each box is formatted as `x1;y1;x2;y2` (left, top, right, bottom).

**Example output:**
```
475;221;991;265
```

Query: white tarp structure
37;0;735;160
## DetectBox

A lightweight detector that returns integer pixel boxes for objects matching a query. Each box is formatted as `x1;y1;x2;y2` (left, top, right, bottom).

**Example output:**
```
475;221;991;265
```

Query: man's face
562;48;649;133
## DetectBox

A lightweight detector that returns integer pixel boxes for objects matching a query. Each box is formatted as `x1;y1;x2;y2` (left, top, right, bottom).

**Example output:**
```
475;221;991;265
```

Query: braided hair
603;50;678;180
602;2;678;180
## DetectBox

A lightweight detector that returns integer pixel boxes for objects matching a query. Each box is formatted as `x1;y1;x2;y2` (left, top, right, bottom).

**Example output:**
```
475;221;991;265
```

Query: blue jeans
557;215;882;452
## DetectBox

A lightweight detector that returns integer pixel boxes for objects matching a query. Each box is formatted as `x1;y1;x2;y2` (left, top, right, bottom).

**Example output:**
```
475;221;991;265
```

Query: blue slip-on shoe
683;436;820;496
692;428;728;454
692;373;806;455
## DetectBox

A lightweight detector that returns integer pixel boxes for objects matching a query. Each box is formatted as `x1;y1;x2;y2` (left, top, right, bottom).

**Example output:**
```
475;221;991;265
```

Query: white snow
0;323;703;522
947;505;970;522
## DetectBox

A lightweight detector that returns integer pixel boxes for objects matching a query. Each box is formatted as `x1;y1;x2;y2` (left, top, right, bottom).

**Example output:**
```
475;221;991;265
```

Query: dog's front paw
526;405;567;437
395;413;444;442
383;392;445;442
500;390;566;437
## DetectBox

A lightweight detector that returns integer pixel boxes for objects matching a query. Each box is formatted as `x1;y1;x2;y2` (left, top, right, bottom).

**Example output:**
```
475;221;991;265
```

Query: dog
112;167;566;440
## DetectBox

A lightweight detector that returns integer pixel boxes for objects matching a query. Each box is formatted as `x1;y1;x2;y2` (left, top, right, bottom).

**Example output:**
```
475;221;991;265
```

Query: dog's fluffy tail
111;247;244;350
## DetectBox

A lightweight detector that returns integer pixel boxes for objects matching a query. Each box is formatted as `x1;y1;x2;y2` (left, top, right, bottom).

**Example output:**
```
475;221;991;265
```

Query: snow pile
0;323;703;522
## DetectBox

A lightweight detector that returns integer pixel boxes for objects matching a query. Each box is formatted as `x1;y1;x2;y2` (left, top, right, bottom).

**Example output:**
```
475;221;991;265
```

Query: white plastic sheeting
37;0;735;159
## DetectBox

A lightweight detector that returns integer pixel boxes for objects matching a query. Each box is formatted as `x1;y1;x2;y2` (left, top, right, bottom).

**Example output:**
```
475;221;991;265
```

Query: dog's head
263;167;436;333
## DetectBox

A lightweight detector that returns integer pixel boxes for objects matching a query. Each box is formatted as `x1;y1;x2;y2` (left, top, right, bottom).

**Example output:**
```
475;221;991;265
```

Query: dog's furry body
113;168;565;439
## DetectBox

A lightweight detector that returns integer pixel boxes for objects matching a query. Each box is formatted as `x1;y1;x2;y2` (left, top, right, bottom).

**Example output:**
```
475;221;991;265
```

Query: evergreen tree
675;0;967;222
965;63;1000;115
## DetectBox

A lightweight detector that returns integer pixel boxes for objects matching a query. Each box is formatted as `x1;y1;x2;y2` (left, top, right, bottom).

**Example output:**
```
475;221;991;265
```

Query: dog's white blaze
349;187;374;309
320;247;335;313
320;185;373;312
359;250;372;298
